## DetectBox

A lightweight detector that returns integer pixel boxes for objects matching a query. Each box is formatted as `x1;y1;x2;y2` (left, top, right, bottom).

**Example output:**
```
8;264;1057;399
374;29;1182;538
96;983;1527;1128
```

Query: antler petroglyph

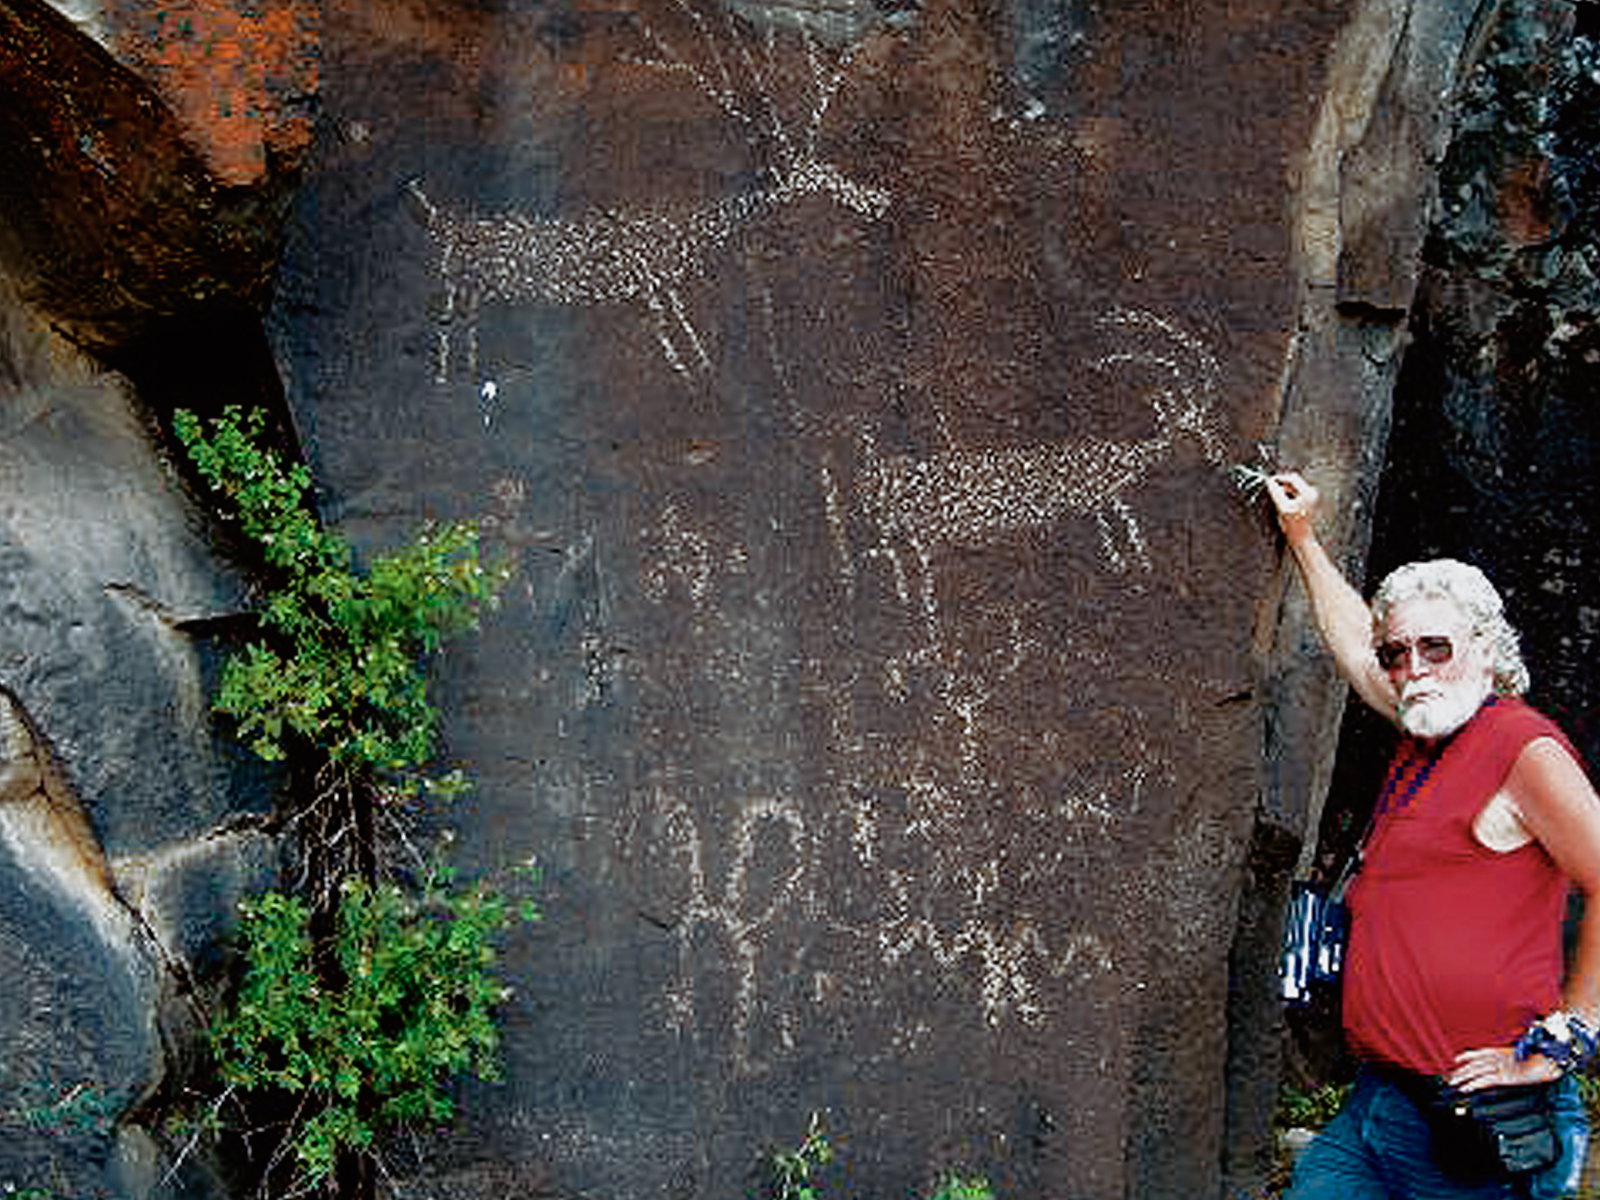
410;0;891;388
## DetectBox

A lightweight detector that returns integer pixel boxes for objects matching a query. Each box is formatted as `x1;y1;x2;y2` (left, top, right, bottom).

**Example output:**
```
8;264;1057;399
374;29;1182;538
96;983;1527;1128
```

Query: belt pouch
1403;1074;1559;1183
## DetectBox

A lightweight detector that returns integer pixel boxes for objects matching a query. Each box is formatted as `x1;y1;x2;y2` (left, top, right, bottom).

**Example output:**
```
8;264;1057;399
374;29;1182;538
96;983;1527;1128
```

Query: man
1265;470;1600;1199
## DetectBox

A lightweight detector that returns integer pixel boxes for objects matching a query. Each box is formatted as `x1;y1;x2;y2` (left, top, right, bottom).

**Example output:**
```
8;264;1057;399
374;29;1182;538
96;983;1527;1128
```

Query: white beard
1398;680;1491;740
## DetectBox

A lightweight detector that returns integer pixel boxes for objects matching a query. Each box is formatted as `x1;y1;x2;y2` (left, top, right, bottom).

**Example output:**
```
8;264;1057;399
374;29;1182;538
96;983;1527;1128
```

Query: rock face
1366;0;1600;763
0;0;1561;1197
0;0;305;359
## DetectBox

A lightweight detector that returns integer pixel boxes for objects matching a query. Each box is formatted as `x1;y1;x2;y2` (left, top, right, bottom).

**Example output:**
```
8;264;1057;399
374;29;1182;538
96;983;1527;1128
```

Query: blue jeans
1286;1069;1589;1200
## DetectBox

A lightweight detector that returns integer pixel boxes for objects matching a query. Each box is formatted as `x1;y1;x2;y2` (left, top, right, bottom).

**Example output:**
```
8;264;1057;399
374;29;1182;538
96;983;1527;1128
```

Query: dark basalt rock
3;0;1585;1197
1321;0;1600;952
0;0;301;355
0;276;271;1196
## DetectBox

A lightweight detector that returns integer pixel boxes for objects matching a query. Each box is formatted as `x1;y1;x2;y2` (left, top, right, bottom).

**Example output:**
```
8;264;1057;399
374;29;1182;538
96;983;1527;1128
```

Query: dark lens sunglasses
1375;635;1455;671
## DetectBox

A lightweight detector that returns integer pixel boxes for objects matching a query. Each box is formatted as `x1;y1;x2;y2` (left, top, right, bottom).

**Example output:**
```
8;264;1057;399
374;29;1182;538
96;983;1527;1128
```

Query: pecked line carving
408;0;893;387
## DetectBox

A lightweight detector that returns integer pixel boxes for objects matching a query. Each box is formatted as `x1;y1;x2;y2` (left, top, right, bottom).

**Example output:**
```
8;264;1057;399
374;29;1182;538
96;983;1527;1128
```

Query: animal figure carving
859;309;1228;639
409;0;891;385
409;158;887;383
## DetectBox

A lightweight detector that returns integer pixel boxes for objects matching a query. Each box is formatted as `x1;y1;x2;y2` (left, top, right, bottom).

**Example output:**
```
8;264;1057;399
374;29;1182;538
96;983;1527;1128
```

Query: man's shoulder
1478;693;1549;727
1476;695;1580;761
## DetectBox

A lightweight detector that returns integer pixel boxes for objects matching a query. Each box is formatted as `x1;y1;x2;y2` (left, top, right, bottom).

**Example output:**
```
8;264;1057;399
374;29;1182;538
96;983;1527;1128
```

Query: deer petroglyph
409;0;892;386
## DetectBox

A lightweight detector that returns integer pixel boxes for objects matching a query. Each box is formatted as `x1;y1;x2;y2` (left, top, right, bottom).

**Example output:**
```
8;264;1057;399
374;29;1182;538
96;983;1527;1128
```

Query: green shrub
928;1175;994;1200
209;872;527;1184
173;406;507;791
763;1115;996;1200
174;406;525;1192
1276;1081;1351;1131
769;1112;834;1200
16;1081;121;1137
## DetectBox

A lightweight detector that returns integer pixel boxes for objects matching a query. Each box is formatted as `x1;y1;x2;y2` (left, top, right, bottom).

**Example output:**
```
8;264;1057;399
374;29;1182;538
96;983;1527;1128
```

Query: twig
1229;463;1273;494
157;1084;237;1190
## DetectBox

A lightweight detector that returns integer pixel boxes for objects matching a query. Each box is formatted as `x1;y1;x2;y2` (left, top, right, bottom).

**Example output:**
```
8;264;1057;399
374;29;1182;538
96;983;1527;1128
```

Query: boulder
0;274;273;1198
262;0;1493;1195
0;0;1561;1196
0;0;305;355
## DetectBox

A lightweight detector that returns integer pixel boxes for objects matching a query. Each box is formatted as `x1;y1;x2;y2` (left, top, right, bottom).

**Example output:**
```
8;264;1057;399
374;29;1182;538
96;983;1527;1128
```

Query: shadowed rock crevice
0;218;279;1193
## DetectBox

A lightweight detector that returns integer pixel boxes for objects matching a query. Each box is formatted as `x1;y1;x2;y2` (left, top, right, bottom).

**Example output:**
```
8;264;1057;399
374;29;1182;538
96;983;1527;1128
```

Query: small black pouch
1415;1078;1560;1182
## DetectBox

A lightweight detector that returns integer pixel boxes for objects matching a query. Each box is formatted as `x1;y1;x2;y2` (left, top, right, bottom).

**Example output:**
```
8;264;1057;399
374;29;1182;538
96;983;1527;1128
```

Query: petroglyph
1058;759;1150;836
840;743;1151;1028
862;309;1225;580
872;754;1145;1026
653;789;809;1074
876;869;1117;1026
858;309;1227;660
641;740;1151;1061
409;0;892;386
641;501;727;610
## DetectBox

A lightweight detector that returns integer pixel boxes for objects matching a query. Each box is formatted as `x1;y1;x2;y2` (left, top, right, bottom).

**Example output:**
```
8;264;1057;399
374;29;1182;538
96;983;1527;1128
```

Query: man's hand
1260;467;1401;716
1263;471;1319;546
1448;1045;1562;1093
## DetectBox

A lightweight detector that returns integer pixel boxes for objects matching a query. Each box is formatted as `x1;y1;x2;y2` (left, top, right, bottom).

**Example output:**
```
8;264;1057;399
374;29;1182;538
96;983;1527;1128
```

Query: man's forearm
1264;471;1394;717
1562;894;1600;1026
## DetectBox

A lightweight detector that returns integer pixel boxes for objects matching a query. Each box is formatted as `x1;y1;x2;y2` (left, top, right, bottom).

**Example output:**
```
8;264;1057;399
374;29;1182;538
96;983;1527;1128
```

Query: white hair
1370;559;1530;695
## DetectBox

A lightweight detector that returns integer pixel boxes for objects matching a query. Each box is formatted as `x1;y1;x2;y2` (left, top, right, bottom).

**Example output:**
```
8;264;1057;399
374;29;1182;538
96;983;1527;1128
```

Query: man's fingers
1271;470;1309;496
1448;1046;1560;1091
1265;474;1307;511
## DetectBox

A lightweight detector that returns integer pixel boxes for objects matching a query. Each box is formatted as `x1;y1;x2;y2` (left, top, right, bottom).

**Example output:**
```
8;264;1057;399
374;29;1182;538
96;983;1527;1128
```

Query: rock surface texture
0;0;1576;1197
0;274;272;1196
1359;0;1600;772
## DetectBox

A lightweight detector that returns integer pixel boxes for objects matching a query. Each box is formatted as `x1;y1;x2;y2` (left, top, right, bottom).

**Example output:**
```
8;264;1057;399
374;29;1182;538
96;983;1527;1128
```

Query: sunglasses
1375;635;1455;671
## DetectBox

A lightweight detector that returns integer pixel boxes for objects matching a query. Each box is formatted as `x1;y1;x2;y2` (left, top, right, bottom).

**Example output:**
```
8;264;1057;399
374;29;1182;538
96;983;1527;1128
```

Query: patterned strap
1515;1011;1600;1072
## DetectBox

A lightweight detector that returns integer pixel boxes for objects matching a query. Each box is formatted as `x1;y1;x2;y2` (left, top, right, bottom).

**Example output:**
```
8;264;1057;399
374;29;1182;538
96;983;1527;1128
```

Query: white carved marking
857;308;1227;663
876;863;1116;1027
641;502;719;608
656;789;808;1075
410;0;892;387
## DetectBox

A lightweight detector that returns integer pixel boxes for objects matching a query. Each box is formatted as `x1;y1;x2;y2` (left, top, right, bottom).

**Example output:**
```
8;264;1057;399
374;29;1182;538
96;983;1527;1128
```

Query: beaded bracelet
1514;1011;1600;1072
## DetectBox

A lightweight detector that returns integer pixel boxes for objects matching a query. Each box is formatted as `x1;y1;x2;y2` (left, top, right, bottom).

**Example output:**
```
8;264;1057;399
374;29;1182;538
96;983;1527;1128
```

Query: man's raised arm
1264;471;1398;721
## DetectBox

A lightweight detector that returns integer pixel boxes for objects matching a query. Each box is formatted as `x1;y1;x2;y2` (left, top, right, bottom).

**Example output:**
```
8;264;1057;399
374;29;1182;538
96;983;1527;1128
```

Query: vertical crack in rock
0;683;228;1143
0;684;132;953
0;683;206;1012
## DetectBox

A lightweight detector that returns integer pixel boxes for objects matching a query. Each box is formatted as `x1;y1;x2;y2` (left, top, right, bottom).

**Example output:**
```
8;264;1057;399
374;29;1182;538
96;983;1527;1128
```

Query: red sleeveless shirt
1343;696;1576;1075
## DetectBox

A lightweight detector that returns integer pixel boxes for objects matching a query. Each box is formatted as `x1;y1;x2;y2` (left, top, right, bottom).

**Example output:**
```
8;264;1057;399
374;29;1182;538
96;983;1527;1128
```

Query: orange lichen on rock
114;0;320;187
